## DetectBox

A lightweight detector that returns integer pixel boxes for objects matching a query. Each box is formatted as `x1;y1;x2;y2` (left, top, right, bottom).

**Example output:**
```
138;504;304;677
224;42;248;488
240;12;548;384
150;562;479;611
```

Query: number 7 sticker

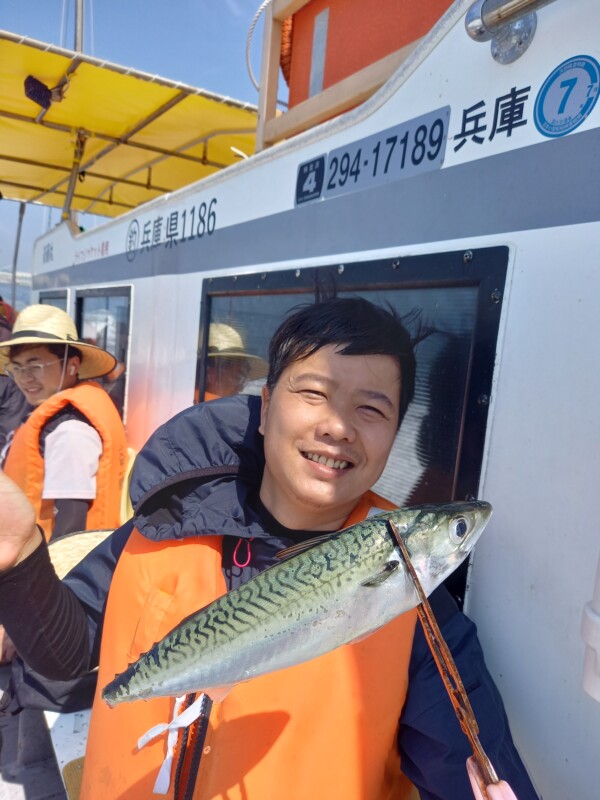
534;55;600;138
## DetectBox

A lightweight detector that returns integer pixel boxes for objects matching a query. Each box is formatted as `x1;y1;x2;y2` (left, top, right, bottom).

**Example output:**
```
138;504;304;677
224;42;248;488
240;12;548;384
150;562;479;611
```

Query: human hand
0;469;42;572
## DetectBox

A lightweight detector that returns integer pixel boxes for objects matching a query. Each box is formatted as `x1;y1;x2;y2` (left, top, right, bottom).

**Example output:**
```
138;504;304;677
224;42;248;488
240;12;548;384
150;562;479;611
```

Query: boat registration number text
295;106;450;205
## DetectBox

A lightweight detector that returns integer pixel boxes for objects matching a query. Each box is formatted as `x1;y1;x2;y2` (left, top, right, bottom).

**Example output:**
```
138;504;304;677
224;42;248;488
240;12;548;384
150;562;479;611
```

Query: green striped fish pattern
102;500;492;707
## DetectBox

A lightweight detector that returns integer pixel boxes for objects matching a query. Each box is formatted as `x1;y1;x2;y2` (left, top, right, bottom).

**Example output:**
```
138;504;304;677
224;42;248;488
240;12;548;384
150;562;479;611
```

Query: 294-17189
295;106;450;205
324;107;450;198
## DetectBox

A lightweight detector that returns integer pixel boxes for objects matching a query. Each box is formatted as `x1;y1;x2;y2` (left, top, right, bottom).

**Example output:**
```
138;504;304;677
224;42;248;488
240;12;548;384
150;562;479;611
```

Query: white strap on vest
137;692;207;795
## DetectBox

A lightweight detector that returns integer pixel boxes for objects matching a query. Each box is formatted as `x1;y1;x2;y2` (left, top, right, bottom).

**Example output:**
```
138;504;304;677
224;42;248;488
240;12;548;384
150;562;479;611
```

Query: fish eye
449;516;470;545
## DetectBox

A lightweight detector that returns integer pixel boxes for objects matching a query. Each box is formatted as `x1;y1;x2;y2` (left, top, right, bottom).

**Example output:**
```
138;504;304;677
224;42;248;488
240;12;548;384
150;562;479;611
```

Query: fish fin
361;560;400;587
276;532;340;561
346;627;383;645
204;685;235;703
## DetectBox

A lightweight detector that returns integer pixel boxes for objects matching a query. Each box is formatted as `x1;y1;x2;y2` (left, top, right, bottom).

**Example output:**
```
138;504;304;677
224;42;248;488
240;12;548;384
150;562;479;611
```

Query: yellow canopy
0;30;257;219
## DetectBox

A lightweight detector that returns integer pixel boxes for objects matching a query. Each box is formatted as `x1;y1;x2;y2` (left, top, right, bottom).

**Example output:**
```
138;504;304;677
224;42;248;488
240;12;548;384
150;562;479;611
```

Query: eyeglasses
5;359;62;380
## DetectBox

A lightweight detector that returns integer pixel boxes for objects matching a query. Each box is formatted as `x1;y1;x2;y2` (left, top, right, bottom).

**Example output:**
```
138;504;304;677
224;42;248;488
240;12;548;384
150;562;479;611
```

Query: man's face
206;357;251;397
259;344;401;531
8;345;78;406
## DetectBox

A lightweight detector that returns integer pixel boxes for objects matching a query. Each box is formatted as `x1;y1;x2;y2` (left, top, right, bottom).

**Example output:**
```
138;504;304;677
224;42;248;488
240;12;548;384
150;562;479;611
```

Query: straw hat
0;304;116;380
208;322;267;381
48;529;114;579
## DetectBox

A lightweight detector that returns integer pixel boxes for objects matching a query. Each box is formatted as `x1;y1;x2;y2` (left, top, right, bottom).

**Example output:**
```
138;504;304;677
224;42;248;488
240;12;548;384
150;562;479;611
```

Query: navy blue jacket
0;375;31;464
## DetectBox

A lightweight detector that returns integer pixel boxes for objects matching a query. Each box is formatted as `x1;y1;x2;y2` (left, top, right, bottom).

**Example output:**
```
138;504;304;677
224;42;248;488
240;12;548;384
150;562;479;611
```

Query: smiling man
0;297;539;800
0;304;128;541
260;345;401;529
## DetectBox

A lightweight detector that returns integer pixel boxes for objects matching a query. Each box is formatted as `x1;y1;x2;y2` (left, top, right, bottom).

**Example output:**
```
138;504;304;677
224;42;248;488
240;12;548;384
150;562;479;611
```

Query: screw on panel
477;394;489;406
490;289;502;303
463;250;473;263
392;259;400;270
465;494;476;502
295;269;301;278
261;273;267;281
338;264;345;274
232;275;238;281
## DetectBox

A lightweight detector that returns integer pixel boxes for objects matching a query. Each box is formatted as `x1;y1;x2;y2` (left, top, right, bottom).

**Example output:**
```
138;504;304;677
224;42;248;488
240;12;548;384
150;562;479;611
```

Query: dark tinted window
39;290;68;311
75;288;131;420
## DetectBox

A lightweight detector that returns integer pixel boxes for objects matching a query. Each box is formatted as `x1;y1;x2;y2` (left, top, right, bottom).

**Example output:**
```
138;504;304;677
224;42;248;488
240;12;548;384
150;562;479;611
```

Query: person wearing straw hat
201;322;268;401
0;304;128;542
0;298;539;800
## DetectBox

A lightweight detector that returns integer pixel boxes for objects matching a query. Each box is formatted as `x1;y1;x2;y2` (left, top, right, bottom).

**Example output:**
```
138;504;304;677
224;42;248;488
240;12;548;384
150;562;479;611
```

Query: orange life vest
4;382;128;539
81;490;418;800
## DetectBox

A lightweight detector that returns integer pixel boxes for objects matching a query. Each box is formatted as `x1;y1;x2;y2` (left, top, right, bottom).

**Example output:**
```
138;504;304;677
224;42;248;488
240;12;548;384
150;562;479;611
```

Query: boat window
198;248;508;604
39;290;68;311
195;302;270;403
75;287;132;420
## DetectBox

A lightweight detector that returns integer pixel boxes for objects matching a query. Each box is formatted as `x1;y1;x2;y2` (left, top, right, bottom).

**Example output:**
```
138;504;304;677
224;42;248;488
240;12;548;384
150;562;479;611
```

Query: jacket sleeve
0;378;30;431
398;585;540;800
0;521;133;715
0;378;30;458
0;519;134;675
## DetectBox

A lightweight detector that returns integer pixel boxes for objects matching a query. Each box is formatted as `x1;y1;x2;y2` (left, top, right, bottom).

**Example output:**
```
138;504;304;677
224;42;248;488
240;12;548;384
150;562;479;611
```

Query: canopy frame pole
61;129;87;221
11;201;26;307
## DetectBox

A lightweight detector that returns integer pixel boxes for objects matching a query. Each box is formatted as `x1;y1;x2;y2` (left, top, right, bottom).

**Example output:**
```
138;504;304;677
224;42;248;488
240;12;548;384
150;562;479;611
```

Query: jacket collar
130;394;268;543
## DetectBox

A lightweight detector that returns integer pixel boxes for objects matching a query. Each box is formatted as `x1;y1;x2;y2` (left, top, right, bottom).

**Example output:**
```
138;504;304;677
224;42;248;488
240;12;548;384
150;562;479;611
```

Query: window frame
74;285;133;421
198;247;508;506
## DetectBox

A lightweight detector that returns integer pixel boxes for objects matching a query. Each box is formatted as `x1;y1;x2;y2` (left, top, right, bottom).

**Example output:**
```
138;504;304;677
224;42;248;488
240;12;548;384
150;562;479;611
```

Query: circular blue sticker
534;55;600;137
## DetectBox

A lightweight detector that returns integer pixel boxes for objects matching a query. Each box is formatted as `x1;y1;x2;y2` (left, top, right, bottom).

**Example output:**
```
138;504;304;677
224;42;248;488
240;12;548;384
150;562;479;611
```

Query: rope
246;0;274;91
246;0;289;108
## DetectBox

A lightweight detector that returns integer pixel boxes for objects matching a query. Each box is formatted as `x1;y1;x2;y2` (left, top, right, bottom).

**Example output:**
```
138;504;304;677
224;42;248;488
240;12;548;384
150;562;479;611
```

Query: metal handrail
466;0;559;41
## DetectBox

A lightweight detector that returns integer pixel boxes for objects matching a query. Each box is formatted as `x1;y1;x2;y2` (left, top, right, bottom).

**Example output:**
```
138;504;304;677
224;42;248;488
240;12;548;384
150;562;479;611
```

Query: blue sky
0;0;268;276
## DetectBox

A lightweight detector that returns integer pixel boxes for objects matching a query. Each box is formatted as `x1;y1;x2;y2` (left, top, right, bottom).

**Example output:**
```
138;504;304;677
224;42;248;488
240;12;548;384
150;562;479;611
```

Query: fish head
387;500;492;596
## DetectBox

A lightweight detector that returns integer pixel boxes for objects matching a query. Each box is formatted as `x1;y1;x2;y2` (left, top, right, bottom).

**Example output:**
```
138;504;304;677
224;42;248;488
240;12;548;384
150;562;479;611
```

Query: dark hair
9;343;82;361
267;297;418;428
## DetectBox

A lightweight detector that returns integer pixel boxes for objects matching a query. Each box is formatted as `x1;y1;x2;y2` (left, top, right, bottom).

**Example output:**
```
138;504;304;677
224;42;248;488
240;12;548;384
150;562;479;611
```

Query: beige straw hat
48;529;114;579
208;322;267;381
0;304;116;380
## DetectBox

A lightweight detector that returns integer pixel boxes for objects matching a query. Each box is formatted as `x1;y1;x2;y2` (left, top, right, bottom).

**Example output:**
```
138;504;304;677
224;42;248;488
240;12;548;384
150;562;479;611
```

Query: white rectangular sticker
295;106;450;206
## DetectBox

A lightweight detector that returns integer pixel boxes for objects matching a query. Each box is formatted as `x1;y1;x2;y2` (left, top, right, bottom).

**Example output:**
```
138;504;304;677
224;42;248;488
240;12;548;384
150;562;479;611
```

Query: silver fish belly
102;500;491;706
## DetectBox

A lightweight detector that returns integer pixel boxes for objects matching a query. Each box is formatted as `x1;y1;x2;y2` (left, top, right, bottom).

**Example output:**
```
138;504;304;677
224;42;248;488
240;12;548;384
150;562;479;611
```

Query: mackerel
103;500;492;706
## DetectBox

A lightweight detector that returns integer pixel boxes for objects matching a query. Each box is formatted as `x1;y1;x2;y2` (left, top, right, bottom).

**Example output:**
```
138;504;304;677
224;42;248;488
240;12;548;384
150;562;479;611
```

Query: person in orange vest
199;322;267;402
0;304;128;542
0;298;539;800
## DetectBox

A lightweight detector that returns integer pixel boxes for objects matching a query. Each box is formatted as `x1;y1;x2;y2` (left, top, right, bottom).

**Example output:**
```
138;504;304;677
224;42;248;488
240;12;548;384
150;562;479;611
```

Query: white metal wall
468;222;600;800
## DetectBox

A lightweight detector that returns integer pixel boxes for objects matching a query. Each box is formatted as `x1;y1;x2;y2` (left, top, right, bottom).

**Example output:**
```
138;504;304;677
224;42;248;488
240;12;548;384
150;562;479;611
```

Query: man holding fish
0;297;539;799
